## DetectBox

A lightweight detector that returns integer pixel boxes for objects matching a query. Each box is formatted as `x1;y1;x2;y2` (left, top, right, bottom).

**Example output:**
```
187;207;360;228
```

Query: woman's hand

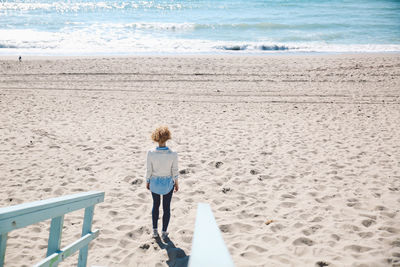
146;182;150;190
174;181;179;192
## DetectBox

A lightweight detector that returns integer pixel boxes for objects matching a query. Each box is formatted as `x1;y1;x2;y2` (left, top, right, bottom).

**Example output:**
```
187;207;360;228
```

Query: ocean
0;0;400;55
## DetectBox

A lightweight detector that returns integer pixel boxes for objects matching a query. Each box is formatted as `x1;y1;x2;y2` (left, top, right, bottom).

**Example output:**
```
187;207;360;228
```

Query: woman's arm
174;179;179;192
145;151;152;190
172;152;179;192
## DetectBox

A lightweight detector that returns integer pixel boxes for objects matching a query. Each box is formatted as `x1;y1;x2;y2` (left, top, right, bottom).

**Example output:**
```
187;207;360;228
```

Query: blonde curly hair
151;126;171;144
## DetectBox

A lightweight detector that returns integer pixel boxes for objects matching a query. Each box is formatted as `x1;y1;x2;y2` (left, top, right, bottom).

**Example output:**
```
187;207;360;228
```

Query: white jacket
145;147;179;182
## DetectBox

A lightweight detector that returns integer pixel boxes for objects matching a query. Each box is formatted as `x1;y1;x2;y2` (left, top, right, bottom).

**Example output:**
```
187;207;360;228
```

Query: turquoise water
0;0;399;54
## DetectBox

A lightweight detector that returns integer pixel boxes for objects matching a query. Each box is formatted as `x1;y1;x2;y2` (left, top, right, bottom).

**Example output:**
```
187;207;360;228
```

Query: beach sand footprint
344;244;372;253
358;232;374;238
280;202;297;208
361;219;376;227
293;237;315;246
302;225;322;236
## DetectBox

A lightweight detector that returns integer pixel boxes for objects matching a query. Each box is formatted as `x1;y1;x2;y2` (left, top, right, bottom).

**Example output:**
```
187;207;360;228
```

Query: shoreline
1;51;400;61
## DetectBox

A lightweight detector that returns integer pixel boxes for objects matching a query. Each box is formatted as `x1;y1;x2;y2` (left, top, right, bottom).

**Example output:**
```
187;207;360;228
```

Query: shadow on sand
154;236;189;267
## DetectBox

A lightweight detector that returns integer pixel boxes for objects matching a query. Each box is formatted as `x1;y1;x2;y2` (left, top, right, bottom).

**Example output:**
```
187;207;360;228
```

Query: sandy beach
0;54;400;267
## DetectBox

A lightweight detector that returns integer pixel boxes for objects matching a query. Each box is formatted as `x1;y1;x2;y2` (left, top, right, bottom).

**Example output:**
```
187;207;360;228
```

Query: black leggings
151;188;173;231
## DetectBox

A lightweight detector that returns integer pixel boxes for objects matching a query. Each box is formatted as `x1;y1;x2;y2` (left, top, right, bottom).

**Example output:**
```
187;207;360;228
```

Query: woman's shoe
161;231;169;240
152;229;159;238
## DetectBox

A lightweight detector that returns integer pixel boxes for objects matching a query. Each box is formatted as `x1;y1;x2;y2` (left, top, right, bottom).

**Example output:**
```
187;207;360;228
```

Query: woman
145;126;179;239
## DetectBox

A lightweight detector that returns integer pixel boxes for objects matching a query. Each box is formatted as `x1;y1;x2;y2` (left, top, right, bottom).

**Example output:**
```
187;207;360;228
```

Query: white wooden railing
0;191;104;267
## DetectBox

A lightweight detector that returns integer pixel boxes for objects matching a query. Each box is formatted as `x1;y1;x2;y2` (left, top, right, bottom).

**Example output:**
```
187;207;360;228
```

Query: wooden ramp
189;203;234;267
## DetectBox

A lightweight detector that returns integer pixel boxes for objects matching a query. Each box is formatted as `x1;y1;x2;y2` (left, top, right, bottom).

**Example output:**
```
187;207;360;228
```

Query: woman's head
151;126;171;144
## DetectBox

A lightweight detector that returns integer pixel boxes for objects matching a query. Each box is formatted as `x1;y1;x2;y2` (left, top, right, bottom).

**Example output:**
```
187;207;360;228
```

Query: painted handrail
0;191;104;267
188;203;235;267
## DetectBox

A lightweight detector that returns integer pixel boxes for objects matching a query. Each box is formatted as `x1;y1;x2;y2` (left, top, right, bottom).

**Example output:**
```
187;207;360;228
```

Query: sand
0;54;400;267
